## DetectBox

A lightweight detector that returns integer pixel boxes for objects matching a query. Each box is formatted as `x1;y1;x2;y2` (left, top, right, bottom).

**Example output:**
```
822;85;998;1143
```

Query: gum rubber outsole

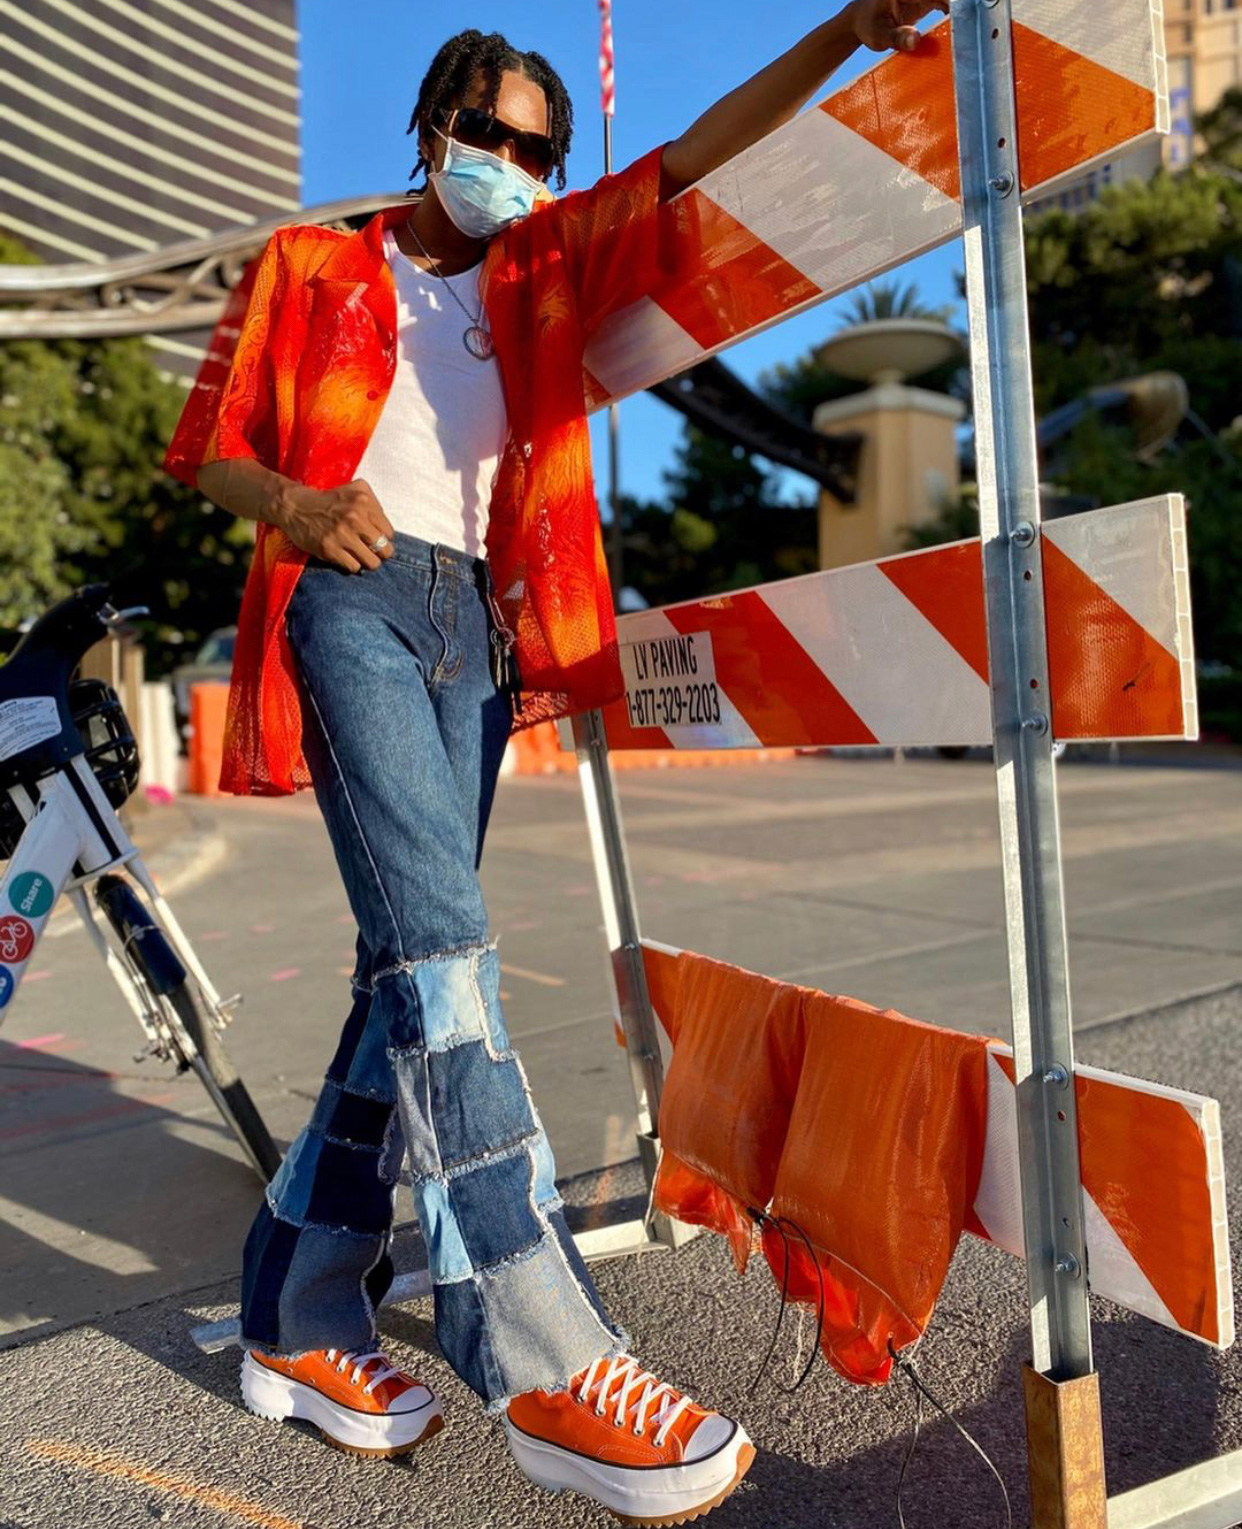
611;1443;756;1527
241;1387;444;1459
318;1412;445;1459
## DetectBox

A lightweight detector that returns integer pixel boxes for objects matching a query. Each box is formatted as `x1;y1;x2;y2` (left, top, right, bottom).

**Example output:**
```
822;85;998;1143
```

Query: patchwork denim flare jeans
240;534;624;1408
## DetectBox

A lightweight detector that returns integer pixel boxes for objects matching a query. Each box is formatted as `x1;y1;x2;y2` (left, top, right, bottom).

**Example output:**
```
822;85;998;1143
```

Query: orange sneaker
240;1347;443;1458
504;1354;754;1525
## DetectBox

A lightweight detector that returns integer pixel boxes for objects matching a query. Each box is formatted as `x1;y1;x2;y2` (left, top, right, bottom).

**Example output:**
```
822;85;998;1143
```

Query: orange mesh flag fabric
165;147;668;796
646;945;991;1386
765;993;990;1384
648;951;808;1271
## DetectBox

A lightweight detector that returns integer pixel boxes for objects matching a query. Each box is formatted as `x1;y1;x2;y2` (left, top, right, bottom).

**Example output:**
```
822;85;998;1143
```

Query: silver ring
370;534;390;553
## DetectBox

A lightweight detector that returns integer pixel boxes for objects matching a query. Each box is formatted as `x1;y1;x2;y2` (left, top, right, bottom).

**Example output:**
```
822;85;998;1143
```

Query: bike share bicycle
0;584;280;1181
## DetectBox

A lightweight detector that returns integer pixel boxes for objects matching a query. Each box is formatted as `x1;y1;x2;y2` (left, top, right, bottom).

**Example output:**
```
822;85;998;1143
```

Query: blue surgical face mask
429;128;544;240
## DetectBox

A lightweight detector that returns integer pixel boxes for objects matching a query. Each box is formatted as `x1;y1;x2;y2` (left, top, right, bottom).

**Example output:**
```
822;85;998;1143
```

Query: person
165;4;943;1520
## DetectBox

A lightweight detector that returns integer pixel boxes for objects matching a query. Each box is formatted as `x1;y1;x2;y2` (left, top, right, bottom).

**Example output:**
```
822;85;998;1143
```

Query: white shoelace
575;1354;691;1448
324;1347;401;1397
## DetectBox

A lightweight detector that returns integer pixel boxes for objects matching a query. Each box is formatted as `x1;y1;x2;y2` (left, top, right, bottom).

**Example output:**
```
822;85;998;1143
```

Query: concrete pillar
814;383;966;570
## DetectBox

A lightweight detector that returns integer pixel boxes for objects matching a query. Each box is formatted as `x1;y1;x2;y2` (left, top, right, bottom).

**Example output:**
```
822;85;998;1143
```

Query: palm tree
840;279;953;328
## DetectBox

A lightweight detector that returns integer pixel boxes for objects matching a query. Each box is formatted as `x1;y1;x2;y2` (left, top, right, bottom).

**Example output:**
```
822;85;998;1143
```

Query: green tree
620;426;818;609
841;277;954;327
0;232;251;669
1022;168;1242;675
1024;169;1242;426
1198;86;1242;172
760;279;966;425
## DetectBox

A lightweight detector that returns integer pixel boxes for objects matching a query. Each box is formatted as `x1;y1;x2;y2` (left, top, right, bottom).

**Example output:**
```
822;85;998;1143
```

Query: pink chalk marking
251;923;275;934
22;971;52;984
270;967;301;982
200;931;228;942
14;1032;65;1050
336;914;356;926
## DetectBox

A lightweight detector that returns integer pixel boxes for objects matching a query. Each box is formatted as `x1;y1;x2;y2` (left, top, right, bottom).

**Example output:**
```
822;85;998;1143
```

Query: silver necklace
404;215;495;361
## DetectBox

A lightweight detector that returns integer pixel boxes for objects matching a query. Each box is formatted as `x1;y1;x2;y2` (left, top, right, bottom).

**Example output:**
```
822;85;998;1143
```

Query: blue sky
299;0;964;507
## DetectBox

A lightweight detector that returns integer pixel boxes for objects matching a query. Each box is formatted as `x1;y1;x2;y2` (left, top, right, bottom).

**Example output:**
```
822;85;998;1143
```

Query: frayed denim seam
403;1129;540;1189
298;678;407;961
480;1337;631;1418
321;1079;396;1105
431;1226;549;1285
357;1219;391;1348
315;1131;385;1155
516;1056;628;1353
371;938;497;984
387;1036;519;1063
378;1109;404;1186
261;1191;391;1241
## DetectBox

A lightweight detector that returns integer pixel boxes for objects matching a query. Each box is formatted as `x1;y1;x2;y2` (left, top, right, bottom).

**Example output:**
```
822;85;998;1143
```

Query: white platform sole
503;1416;755;1526
241;1353;444;1458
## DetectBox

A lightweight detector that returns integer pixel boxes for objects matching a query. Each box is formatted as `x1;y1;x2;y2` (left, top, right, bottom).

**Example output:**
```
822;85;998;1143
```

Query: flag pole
599;0;623;601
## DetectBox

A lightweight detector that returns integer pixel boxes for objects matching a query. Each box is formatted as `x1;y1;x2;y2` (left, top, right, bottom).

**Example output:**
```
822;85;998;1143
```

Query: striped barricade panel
583;0;1168;407
599;494;1196;751
973;1048;1233;1350
639;939;1233;1352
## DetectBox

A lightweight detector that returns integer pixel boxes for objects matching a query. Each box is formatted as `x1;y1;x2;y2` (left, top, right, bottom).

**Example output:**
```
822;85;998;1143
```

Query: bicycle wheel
165;976;283;1183
94;874;282;1183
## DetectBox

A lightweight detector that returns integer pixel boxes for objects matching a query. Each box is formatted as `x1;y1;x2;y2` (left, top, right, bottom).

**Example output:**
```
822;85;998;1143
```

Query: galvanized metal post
571;708;665;1149
951;0;1095;1387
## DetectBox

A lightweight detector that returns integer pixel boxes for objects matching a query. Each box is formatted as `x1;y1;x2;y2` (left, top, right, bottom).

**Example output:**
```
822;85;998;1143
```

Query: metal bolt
1043;1064;1069;1088
1010;521;1036;547
1021;713;1049;737
1054;1254;1082;1279
990;172;1014;196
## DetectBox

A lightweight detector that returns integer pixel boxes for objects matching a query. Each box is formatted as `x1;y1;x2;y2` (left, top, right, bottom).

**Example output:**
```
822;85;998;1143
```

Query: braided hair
407;30;574;191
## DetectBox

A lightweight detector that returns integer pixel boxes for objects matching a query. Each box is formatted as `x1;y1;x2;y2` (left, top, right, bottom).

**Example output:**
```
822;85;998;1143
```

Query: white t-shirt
353;227;508;558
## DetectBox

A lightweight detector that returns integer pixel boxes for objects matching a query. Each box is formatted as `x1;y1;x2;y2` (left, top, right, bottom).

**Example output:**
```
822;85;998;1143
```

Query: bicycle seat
0;584;113;785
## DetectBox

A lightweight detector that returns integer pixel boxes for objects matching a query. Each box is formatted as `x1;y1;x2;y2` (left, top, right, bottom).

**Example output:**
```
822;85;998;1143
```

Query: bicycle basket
0;681;140;859
69;678;140;811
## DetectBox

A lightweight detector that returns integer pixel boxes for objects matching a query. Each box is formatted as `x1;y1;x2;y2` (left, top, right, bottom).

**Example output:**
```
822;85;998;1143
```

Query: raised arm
660;0;948;195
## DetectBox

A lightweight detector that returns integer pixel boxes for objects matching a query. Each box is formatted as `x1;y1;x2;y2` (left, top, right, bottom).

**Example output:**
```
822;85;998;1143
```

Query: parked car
171;626;235;743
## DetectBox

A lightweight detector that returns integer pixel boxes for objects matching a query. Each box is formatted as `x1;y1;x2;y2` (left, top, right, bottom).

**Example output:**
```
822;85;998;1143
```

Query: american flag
599;0;615;117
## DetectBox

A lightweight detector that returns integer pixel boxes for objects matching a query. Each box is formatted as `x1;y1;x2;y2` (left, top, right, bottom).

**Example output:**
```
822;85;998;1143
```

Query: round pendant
464;325;495;361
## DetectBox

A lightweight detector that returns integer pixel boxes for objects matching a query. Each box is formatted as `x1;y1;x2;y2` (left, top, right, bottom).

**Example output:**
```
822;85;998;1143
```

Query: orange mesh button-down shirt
165;146;668;796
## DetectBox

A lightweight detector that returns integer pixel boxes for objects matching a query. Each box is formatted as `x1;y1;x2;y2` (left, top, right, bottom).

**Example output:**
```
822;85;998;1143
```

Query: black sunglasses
440;106;556;180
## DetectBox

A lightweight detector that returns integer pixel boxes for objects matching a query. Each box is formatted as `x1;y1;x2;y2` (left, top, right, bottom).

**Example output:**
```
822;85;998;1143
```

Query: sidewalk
2;983;1240;1529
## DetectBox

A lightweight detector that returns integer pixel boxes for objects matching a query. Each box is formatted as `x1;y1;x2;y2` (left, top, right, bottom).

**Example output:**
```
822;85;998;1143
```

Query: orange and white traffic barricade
559;1;1242;1526
640;942;1233;1366
593;494;1195;754
581;0;1167;408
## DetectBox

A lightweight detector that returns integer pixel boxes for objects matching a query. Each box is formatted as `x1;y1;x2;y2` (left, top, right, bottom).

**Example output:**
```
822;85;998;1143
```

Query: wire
746;1207;826;1396
888;1339;1013;1529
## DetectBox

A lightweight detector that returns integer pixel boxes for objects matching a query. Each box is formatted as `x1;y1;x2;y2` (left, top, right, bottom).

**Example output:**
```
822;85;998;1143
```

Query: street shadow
0;1034;273;1350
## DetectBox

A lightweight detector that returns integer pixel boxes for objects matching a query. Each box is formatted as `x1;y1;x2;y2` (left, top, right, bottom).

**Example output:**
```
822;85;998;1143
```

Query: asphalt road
2;754;1241;1528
